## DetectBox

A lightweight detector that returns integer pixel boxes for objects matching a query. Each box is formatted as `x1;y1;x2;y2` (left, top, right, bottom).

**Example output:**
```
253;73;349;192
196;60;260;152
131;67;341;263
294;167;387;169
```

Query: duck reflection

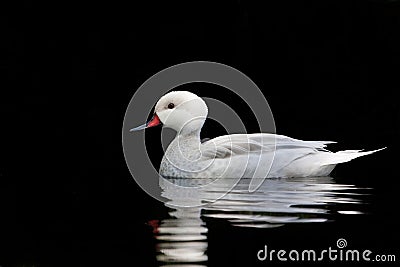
152;176;369;264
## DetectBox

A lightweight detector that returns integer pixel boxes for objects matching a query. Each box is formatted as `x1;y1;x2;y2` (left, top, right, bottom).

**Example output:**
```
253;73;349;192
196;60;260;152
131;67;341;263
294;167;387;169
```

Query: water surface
151;177;371;264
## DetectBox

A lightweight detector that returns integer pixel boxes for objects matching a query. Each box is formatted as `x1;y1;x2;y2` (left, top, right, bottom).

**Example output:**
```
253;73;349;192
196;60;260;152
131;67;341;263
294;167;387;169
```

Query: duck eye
168;103;175;109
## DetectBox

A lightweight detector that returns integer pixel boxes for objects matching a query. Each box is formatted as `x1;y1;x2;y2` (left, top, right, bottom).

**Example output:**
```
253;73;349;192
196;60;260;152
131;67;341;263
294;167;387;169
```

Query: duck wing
200;133;335;159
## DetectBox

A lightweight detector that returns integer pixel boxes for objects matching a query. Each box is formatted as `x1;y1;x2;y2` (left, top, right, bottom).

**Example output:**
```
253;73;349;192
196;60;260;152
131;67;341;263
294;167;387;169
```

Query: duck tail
320;147;386;166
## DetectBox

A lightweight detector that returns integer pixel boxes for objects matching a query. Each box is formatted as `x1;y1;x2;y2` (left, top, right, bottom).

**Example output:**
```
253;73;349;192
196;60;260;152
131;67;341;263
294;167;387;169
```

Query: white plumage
131;91;385;179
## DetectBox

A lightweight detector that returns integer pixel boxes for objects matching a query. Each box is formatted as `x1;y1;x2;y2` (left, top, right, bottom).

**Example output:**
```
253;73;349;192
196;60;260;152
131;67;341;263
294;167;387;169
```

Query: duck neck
174;117;205;143
167;128;202;161
176;128;201;144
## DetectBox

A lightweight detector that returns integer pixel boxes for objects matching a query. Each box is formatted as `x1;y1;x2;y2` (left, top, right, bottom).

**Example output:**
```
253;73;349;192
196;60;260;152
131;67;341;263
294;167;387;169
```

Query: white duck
131;91;384;179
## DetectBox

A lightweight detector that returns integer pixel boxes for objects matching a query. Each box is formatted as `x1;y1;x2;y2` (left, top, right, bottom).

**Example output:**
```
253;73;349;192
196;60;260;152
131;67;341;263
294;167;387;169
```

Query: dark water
2;165;397;267
153;177;374;265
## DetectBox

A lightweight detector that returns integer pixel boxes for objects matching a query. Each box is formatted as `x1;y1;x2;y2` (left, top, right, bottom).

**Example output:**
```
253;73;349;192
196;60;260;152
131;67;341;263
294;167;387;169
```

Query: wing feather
201;133;335;159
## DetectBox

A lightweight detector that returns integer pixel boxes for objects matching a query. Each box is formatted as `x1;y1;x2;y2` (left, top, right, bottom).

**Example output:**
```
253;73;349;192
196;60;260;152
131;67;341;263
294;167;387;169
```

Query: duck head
130;91;208;136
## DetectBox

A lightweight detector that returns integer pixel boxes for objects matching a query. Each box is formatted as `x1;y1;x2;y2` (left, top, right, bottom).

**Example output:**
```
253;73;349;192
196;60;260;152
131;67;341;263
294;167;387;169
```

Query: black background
1;0;399;266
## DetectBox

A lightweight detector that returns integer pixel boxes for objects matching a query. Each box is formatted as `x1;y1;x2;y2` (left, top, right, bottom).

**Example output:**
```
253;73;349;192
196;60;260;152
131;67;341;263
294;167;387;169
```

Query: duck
130;91;384;179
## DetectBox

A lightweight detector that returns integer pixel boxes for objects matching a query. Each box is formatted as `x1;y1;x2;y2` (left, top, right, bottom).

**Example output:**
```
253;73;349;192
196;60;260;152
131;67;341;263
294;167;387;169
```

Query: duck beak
130;114;162;132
